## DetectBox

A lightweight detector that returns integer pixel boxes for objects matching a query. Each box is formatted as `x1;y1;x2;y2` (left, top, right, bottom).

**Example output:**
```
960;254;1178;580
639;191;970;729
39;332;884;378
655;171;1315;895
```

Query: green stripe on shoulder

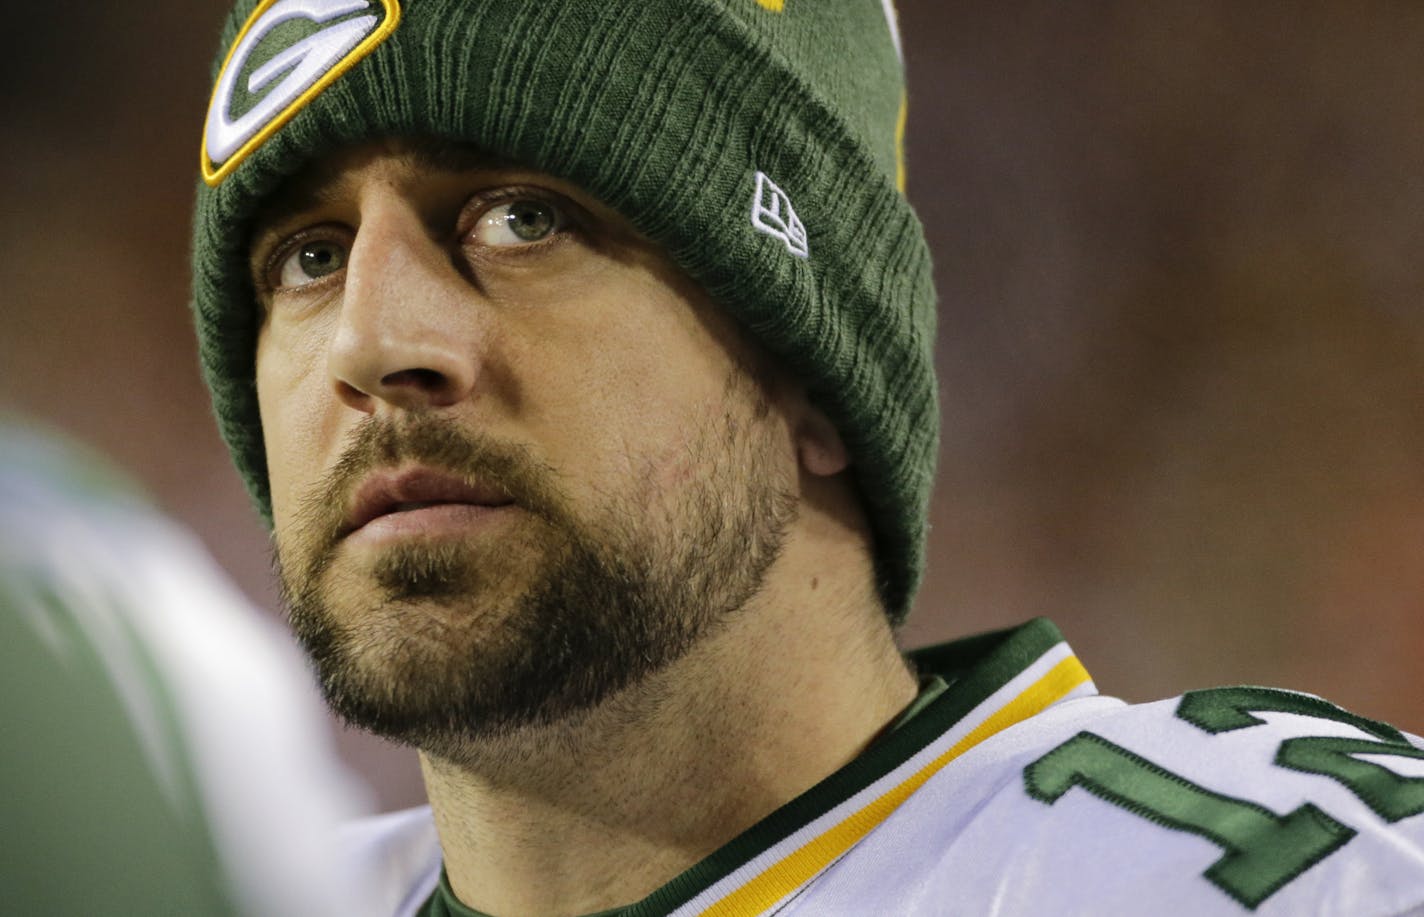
0;570;237;913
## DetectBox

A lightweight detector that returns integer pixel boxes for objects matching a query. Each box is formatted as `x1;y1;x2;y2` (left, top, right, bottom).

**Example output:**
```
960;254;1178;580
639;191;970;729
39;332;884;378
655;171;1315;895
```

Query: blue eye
278;239;347;287
474;199;563;246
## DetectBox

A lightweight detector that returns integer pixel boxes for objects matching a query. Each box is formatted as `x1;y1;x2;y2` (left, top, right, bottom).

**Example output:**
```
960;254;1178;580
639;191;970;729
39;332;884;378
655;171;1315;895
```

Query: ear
795;404;850;477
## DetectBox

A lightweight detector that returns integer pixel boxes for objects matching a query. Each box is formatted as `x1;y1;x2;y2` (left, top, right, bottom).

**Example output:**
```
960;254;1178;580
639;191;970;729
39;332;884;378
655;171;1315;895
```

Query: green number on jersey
1177;686;1424;823
1024;732;1355;910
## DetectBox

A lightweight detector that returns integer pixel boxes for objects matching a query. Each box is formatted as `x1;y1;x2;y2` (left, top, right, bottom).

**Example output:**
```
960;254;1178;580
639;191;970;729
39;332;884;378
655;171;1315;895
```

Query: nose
327;198;482;414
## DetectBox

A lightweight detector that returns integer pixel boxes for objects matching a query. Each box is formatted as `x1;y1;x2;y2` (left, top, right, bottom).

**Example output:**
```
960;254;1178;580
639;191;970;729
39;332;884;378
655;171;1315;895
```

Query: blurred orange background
3;3;1421;809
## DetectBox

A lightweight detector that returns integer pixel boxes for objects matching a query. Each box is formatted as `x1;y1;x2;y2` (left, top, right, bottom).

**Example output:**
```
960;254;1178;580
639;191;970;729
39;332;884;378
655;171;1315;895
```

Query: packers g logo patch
201;0;401;186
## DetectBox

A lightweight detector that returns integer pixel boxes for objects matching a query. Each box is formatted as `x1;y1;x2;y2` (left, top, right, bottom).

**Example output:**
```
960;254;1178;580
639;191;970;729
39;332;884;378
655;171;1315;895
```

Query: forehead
280;136;494;190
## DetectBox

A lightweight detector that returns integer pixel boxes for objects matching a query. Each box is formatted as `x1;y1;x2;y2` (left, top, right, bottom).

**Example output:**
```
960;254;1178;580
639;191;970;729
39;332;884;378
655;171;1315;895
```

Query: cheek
578;355;749;497
255;323;336;527
550;269;758;489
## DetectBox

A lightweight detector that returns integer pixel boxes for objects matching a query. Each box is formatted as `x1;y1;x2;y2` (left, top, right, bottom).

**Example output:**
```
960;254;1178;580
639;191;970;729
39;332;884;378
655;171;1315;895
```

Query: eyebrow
253;172;341;238
249;139;507;242
407;140;506;174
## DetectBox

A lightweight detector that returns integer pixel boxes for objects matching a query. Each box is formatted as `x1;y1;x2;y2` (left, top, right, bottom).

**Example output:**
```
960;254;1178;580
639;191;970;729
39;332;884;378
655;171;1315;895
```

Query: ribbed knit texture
192;0;937;621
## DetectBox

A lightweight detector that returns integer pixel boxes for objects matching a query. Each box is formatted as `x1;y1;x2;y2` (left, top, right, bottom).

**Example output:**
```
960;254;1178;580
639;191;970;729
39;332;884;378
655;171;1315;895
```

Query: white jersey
0;423;377;916
349;620;1424;916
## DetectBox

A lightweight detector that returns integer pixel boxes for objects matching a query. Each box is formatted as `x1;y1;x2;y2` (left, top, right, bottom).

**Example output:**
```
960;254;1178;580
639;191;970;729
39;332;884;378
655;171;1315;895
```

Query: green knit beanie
191;0;937;622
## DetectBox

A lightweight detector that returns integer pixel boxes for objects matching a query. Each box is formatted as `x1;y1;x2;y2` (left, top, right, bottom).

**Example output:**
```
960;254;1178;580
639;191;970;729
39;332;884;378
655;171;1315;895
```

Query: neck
420;539;916;917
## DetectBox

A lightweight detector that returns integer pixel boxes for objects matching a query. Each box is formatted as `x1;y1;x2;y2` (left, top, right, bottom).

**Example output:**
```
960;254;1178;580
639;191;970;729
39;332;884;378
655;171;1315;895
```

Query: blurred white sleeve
0;421;380;917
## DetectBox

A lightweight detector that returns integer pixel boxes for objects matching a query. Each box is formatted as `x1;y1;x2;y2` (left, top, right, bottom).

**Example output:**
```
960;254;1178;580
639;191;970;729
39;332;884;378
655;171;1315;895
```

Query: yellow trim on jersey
754;0;786;11
200;0;402;186
699;654;1093;917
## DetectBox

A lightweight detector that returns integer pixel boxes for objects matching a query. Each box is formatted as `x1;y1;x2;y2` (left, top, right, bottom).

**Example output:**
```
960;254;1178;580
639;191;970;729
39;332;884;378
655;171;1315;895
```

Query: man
191;1;1424;914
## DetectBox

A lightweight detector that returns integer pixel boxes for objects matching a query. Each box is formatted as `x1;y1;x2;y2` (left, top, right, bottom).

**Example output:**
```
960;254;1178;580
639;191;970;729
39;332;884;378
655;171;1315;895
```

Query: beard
274;391;797;756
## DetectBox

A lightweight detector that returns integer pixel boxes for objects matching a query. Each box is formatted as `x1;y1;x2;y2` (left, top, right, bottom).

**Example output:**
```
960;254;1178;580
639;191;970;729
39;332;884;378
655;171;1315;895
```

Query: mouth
342;466;515;538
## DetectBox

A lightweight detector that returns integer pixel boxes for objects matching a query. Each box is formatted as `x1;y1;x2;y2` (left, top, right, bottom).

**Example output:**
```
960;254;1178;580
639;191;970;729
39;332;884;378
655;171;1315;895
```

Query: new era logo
750;171;809;259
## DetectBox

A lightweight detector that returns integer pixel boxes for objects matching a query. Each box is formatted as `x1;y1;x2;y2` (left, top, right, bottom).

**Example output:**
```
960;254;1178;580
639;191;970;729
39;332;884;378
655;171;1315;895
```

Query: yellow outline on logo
200;0;402;187
894;90;907;193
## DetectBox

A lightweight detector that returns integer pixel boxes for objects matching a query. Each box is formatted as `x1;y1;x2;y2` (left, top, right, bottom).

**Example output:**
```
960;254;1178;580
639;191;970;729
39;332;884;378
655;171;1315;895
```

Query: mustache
287;413;569;554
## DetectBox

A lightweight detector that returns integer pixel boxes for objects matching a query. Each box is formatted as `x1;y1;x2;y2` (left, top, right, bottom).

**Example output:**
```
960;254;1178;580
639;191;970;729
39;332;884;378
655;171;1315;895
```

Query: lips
343;466;514;536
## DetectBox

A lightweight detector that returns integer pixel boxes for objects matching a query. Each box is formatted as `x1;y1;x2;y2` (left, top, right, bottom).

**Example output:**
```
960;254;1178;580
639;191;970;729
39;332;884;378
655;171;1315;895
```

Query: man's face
252;139;799;752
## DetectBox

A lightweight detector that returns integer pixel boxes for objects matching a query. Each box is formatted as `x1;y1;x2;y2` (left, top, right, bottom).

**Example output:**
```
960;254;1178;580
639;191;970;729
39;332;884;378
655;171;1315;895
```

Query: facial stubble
275;401;797;755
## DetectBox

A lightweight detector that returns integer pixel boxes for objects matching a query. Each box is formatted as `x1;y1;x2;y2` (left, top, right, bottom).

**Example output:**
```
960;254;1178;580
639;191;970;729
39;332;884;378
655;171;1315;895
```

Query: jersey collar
620;617;1099;917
